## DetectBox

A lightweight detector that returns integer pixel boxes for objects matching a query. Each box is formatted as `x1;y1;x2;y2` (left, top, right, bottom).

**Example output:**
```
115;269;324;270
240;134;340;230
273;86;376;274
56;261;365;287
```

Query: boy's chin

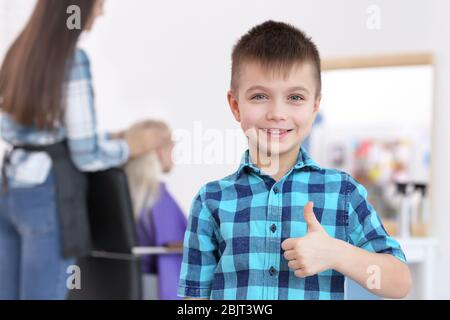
254;143;299;157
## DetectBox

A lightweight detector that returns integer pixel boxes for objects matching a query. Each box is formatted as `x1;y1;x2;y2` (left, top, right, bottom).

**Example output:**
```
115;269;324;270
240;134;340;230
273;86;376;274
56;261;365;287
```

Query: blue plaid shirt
178;147;406;300
0;48;129;187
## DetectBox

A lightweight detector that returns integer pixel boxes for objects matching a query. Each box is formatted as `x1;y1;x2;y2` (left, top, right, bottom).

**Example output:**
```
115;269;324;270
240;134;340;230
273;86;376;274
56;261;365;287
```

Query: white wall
1;0;450;298
428;0;450;301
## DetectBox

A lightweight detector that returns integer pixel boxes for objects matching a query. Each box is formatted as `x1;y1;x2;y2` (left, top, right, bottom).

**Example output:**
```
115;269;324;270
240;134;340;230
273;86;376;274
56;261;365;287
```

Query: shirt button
270;224;277;233
273;187;279;194
269;266;277;276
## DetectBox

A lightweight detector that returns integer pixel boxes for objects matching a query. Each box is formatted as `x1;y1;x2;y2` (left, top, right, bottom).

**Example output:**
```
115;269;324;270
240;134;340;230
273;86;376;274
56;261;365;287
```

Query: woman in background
0;0;165;299
126;121;187;300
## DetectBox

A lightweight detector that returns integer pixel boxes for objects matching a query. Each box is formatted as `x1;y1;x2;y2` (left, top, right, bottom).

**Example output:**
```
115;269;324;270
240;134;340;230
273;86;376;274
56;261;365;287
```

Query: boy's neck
249;144;301;182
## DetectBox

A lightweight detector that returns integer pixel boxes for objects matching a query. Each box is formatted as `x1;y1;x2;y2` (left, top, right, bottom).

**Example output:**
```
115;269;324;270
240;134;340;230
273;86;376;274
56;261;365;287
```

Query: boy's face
228;61;321;160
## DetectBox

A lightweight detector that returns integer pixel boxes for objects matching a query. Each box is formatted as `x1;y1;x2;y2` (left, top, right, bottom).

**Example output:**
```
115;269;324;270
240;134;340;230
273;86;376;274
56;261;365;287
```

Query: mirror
309;53;434;237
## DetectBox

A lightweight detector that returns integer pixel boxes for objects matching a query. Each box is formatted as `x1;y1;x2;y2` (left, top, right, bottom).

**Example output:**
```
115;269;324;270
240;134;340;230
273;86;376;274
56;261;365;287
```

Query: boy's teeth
264;129;287;134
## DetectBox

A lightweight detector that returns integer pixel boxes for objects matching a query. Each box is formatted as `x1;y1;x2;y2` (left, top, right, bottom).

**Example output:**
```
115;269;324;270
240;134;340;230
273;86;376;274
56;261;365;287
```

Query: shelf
396;237;438;263
132;246;183;256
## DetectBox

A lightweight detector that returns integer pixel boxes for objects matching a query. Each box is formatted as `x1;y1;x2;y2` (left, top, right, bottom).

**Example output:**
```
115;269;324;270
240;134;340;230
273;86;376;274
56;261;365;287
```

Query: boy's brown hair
231;20;322;97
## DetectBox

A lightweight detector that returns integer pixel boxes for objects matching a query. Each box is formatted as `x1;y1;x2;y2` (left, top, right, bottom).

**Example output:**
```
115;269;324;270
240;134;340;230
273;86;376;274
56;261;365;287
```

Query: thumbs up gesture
281;202;339;278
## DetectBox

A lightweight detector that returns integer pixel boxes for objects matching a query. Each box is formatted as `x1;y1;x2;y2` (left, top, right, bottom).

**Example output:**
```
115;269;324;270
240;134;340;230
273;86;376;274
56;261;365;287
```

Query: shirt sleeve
177;187;219;298
346;175;407;263
62;48;129;172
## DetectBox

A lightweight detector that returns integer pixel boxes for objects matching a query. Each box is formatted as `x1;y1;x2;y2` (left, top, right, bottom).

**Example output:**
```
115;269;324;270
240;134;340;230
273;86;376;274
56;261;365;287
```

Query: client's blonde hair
125;120;171;219
126;152;162;219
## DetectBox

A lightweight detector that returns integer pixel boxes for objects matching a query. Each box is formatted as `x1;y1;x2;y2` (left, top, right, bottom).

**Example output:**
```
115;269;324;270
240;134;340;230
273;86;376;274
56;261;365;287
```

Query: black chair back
68;168;142;300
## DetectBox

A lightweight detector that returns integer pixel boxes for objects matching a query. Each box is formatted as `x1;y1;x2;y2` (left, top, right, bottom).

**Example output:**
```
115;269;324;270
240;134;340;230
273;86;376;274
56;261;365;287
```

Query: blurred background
1;0;450;300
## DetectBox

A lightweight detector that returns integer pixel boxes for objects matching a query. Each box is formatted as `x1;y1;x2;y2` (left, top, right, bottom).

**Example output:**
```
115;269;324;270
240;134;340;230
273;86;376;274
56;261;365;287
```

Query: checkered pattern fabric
178;147;406;300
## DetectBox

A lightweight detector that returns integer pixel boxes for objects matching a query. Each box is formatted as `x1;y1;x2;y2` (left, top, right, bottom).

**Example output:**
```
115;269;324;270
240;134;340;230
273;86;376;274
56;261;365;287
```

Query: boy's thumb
304;201;322;232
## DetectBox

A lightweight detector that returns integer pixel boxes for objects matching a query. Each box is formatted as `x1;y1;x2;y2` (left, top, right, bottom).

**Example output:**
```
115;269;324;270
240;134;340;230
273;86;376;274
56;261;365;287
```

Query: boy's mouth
260;128;294;139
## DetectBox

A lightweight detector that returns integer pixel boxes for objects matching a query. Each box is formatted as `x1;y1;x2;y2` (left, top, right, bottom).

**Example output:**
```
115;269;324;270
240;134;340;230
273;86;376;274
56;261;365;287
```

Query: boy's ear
313;95;321;115
227;90;241;122
309;95;322;124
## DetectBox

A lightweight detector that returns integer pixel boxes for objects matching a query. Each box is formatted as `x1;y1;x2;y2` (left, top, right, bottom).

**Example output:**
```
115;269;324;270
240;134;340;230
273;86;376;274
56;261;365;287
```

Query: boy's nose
266;103;288;121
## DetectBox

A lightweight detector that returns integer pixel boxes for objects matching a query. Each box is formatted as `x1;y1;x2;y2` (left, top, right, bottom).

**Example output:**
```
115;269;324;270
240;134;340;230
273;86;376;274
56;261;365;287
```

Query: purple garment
137;182;187;300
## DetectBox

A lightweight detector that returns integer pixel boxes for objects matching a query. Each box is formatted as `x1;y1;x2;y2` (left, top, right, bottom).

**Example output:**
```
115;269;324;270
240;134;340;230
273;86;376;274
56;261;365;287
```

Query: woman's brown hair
0;0;98;129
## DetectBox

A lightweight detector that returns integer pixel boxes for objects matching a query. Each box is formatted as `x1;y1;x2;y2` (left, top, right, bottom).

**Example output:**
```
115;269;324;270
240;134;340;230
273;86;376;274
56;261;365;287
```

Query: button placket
265;183;282;299
270;224;277;233
269;266;278;276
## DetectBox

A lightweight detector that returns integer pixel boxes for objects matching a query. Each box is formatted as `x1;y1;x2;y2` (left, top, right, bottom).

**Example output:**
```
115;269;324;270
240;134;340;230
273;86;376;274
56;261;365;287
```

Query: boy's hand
281;202;339;278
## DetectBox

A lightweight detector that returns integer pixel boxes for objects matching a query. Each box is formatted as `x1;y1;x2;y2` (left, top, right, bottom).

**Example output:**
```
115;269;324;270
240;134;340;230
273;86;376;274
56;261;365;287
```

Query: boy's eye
289;95;305;102
251;94;268;101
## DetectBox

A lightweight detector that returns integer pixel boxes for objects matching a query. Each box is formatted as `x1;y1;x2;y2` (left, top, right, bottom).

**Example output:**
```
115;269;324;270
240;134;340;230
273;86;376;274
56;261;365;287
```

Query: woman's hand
123;120;171;159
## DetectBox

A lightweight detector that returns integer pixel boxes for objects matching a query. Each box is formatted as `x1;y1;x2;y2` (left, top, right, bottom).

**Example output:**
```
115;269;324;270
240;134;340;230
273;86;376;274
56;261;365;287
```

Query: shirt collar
237;146;322;177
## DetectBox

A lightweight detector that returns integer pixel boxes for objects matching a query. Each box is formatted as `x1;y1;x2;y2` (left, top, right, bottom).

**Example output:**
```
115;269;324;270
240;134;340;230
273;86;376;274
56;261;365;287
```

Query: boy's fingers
288;260;302;270
303;201;322;232
283;249;296;261
281;238;295;251
294;269;308;278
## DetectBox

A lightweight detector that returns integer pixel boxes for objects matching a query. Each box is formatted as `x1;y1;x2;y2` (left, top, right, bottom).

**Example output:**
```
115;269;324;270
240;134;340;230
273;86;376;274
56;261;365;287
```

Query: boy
178;21;411;300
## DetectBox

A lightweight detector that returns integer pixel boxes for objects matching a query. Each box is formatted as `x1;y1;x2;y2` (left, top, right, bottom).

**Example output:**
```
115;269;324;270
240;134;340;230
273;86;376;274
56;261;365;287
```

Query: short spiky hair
231;20;321;97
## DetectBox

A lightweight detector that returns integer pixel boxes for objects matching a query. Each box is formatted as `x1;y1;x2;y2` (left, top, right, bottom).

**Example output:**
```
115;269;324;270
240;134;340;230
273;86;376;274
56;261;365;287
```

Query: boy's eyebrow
287;86;310;94
245;85;311;94
245;85;271;94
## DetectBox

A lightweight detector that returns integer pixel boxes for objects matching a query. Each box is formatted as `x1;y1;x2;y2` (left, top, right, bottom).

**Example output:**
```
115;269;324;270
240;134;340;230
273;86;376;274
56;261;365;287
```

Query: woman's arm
63;49;129;171
63;49;164;171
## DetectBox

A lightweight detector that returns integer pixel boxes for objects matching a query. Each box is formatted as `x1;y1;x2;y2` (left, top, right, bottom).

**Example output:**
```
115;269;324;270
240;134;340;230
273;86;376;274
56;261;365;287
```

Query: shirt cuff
102;132;130;164
117;138;130;163
177;285;211;299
